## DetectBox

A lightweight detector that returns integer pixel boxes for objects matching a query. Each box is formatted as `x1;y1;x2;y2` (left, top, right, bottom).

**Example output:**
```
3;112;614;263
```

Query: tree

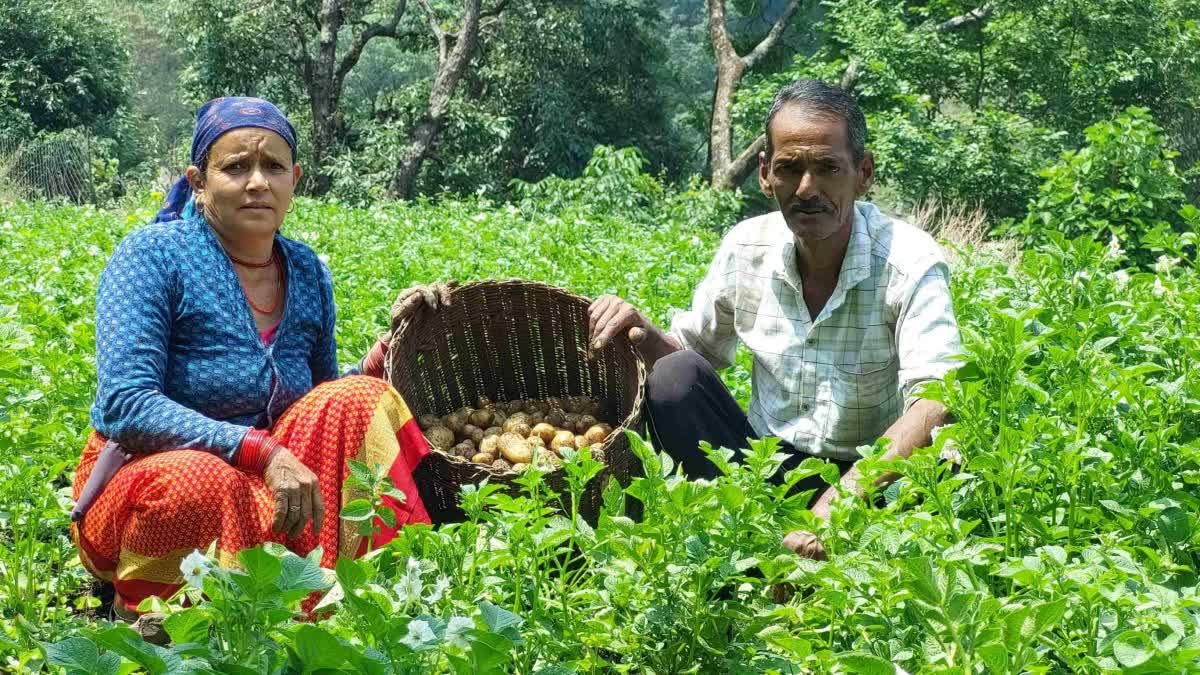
165;0;510;195
704;0;809;190
0;0;130;138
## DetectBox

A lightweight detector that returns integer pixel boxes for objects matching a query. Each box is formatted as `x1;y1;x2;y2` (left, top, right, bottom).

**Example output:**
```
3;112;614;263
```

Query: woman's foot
110;593;169;646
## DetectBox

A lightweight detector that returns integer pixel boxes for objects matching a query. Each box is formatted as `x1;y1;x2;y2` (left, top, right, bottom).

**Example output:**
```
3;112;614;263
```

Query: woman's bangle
236;429;283;473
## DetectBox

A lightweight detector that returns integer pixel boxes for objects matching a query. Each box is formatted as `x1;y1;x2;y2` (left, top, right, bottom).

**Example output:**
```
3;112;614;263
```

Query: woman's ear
292;163;302;187
185;165;205;193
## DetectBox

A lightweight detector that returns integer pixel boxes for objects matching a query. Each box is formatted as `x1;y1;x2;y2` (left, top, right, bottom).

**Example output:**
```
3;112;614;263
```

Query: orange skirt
72;376;430;613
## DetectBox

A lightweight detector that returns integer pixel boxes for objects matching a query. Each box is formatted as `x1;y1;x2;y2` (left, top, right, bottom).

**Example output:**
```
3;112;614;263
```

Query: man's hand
263;448;325;540
782;530;827;560
391;282;454;327
588;295;650;350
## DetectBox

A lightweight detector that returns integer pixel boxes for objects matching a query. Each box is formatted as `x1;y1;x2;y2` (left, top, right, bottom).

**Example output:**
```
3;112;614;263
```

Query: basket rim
385;278;648;480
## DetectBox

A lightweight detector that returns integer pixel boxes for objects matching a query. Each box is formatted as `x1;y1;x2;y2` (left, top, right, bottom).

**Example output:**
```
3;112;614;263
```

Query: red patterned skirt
72;376;430;614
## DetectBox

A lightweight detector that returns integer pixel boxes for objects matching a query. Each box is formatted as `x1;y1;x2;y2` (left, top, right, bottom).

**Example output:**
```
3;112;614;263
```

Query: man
587;79;961;560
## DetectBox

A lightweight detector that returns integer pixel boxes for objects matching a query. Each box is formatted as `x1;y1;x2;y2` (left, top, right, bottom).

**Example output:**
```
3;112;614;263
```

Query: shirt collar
778;202;872;308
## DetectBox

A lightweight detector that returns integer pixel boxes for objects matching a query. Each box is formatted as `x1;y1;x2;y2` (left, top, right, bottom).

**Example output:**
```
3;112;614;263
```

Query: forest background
3;0;1199;235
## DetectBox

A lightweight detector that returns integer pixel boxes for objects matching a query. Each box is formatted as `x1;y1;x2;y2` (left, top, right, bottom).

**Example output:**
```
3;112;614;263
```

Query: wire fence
0;133;102;204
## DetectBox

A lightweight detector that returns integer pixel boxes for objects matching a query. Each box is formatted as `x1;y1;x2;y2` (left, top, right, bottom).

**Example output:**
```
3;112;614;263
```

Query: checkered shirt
669;201;962;461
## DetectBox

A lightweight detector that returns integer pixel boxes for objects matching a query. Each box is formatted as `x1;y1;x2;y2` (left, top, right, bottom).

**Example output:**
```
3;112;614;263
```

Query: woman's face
187;128;301;240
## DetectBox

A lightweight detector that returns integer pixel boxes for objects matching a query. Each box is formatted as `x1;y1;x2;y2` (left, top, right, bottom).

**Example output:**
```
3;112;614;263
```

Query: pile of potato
418;395;614;472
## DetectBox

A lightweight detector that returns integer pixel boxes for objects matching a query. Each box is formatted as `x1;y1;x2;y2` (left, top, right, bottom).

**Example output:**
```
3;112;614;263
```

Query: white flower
1153;277;1167;296
425;575;450;603
400;619;437;650
393;571;425;604
180;549;210;589
406;557;423;575
1107;234;1124;258
445;616;474;649
939;441;963;466
1155;255;1180;276
690;235;702;246
1113;270;1131;287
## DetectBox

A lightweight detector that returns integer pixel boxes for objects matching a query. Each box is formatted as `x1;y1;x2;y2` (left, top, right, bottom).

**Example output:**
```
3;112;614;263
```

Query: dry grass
905;196;1021;266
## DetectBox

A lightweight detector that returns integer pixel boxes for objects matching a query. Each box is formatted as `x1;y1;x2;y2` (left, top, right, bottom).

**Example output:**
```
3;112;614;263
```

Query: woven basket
385;280;646;522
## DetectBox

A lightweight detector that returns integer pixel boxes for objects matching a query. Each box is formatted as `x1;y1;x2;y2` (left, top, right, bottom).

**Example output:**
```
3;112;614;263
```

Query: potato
418;414;440;430
503;413;530;433
529;412;545;425
491;458;512;472
545;408;566;428
562;396;583;414
462;424;482;444
591;447;606;463
584;423;613;446
577;397;600;416
427;426;455;451
575;415;598;434
509;422;532;439
479;435;500;456
472;452;495;465
563;412;582;430
492;411;507;428
483;426;503;439
550;430;576;454
453;442;475;459
469;408;493;428
531;422;557;444
476;395;494;410
499;433;533;464
511;462;529;472
527;435;547;449
537;451;562;468
574;434;589;449
523;400;546;415
443;409;470;434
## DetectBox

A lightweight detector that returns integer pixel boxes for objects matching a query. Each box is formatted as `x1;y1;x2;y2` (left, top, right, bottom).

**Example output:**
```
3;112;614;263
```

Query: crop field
1;193;1199;673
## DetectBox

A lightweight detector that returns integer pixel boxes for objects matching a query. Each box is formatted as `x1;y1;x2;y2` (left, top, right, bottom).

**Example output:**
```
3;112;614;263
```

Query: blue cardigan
91;215;347;462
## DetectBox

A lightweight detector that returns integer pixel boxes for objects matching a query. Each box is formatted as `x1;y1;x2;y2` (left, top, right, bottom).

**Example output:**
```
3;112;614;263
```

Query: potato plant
2;193;1199;673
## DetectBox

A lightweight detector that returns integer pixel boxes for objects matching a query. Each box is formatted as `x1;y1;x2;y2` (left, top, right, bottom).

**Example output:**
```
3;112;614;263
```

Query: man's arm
810;398;948;517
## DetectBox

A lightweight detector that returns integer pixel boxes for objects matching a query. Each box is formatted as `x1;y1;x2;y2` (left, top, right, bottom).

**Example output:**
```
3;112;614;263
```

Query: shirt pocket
825;360;899;445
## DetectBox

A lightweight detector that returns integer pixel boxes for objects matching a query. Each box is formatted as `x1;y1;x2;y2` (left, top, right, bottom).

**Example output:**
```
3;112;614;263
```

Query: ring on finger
289;504;301;512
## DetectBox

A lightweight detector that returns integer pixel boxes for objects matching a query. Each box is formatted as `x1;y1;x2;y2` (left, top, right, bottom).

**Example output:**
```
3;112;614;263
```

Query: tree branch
337;0;409;84
742;0;805;70
729;134;766;186
934;2;996;33
841;2;998;92
417;0;449;63
481;0;510;20
706;0;736;63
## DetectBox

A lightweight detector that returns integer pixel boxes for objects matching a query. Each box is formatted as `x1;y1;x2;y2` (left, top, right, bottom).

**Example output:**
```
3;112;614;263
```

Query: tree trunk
389;0;484;199
706;0;805;191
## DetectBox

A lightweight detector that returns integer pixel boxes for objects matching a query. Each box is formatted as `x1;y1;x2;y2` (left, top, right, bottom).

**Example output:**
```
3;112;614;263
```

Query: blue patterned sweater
91;215;347;461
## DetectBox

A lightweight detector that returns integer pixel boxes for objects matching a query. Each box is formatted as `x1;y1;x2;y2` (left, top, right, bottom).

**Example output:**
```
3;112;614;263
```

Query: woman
72;97;447;617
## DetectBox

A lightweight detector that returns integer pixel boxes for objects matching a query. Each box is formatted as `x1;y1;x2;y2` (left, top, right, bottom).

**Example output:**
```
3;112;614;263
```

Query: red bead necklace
229;249;282;315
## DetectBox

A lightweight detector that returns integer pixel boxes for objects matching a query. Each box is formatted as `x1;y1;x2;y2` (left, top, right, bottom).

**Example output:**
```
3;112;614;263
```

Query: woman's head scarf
153;97;299;224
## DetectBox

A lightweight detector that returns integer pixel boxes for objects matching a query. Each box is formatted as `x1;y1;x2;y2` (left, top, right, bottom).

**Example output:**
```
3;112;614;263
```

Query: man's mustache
790;199;830;213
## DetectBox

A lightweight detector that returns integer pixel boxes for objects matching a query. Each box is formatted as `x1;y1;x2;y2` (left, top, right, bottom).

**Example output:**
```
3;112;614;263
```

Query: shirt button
805;337;816;345
800;402;811;411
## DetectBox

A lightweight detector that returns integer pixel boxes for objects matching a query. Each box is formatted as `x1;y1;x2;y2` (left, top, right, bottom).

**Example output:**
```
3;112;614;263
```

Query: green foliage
1006;107;1194;265
0;0;130;135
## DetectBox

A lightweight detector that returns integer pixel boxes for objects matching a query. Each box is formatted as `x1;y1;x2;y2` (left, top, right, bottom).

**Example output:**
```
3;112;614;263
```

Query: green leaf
347;459;378;489
46;637;104;674
341;498;375;522
163;610;211;646
1113;631;1154;667
288;624;353;671
479;601;524;642
1154;507;1190;544
238;546;282;590
836;652;895;675
277;550;328;594
377;504;398;529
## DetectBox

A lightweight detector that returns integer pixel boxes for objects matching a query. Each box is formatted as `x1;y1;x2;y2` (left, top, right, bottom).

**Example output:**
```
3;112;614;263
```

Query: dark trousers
645;350;852;502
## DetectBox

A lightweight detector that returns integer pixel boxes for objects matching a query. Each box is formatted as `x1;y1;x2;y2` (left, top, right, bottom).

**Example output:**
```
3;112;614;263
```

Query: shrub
1003;107;1193;266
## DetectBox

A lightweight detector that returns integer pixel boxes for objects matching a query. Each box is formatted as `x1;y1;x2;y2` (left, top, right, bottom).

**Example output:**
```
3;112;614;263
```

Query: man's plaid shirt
669;201;962;461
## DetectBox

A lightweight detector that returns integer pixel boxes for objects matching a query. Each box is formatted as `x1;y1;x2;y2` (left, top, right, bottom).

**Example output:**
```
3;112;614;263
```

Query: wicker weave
385;280;646;522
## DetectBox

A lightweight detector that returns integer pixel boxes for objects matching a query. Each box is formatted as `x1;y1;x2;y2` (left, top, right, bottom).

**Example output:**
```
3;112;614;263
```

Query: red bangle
236;429;283;473
360;338;389;378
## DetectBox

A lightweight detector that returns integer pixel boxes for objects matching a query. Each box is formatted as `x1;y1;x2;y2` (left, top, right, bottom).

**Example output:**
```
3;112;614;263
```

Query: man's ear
758;151;773;198
856;151;876;196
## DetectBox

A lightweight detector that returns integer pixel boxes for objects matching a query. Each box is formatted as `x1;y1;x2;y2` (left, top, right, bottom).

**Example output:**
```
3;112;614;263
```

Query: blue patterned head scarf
153;97;299;223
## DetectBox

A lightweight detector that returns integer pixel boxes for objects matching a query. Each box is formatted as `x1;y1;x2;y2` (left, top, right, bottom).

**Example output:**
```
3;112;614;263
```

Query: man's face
758;104;874;242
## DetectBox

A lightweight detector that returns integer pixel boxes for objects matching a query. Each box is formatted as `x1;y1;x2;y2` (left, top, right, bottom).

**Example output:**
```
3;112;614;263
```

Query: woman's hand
263;448;324;540
782;530;827;560
390;283;454;328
